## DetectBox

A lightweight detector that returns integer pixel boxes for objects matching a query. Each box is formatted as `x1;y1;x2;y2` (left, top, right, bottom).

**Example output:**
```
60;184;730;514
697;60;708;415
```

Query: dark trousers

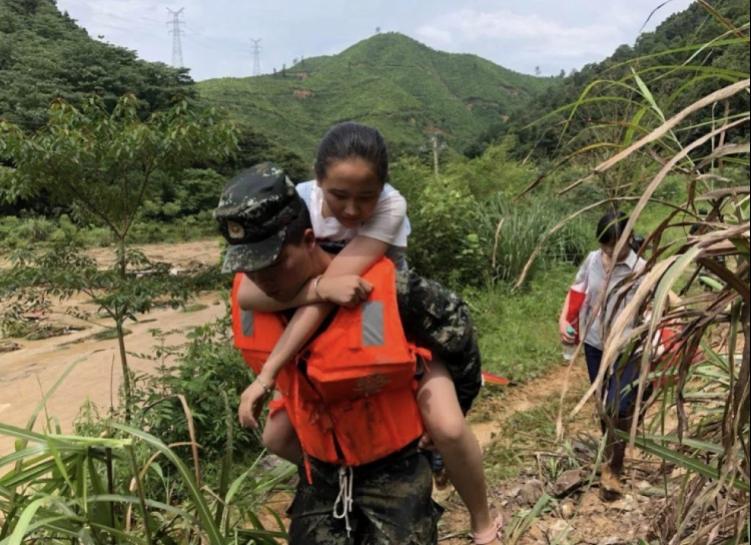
583;344;642;418
287;442;442;545
583;344;649;473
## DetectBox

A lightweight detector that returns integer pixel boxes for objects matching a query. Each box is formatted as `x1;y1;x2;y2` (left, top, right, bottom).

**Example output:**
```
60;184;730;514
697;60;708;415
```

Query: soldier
214;164;494;544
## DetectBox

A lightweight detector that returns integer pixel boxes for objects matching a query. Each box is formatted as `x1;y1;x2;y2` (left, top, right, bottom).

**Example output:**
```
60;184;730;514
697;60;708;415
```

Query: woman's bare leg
261;396;302;465
417;361;499;543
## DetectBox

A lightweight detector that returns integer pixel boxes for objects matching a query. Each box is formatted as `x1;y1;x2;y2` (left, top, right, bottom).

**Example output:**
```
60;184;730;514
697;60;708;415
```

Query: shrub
408;174;485;287
124;309;261;463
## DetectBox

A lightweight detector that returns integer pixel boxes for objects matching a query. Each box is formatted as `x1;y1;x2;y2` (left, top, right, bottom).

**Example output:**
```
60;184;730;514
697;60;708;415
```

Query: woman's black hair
314;122;389;184
596;210;629;246
596;209;646;254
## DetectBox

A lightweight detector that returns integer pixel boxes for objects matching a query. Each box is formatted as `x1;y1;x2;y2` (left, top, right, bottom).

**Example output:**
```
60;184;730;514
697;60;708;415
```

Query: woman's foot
472;514;503;544
599;464;624;501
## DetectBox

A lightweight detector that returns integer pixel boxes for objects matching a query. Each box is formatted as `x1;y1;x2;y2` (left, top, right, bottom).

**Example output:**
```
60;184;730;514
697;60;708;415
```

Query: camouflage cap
214;162;303;273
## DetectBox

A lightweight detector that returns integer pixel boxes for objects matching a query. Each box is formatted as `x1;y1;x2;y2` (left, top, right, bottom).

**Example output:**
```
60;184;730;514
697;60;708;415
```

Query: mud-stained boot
599;464;624;501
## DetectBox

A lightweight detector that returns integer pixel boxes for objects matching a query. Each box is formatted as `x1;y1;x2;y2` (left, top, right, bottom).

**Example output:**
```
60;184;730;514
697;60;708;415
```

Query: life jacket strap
333;465;354;537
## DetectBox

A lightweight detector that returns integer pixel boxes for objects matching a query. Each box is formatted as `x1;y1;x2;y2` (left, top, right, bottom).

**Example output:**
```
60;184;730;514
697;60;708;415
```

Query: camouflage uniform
395;269;482;414
288;442;443;545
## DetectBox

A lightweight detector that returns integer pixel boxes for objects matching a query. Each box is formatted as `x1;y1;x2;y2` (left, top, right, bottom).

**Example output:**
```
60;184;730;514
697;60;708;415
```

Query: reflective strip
361;301;384;346
241;309;254;337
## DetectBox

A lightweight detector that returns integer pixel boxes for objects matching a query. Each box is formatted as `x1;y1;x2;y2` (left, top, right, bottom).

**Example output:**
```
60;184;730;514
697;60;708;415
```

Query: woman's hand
318;275;373;308
238;376;273;429
559;321;576;344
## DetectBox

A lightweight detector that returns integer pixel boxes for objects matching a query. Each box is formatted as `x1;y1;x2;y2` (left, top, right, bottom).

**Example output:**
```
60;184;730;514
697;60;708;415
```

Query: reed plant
521;4;749;541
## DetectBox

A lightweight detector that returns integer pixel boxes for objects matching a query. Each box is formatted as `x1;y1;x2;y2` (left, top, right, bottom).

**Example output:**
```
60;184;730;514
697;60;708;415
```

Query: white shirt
575;249;646;350
295;180;411;248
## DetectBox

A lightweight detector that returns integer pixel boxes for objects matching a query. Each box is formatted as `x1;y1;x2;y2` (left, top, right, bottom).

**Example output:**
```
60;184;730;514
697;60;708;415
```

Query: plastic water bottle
562;325;577;361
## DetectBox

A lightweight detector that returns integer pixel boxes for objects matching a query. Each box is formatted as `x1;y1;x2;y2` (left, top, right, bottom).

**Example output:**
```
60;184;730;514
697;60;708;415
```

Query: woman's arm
239;235;388;427
261;235;388;375
316;235;389;299
238;238;388;312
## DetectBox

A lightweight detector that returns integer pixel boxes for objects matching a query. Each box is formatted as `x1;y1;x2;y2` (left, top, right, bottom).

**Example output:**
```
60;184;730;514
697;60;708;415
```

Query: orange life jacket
231;273;293;399
230;259;426;468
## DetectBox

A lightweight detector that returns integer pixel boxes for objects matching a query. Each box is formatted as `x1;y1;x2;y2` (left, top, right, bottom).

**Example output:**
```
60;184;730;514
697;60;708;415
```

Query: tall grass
0;322;291;543
525;5;749;542
0;422;293;543
478;192;590;283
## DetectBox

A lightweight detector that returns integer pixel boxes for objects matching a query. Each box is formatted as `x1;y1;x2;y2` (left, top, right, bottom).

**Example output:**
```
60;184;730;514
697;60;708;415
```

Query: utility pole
250;38;262;76
167;8;185;68
431;134;440;177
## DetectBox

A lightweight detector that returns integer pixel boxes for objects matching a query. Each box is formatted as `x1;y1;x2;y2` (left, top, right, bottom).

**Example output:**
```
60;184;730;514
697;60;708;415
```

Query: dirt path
438;362;670;545
434;363;594;544
471;363;585;447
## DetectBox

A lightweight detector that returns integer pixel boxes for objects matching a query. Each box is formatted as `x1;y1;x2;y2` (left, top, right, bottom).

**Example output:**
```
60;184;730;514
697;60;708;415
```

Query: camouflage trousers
287;442;443;545
395;268;483;414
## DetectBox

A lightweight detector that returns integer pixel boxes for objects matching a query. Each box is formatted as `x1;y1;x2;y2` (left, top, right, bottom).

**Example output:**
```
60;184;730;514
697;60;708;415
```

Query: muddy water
0;293;226;455
0;240;225;456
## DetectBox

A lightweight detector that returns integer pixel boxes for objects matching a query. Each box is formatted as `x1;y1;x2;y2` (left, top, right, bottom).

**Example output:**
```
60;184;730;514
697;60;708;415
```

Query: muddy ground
0;240;224;455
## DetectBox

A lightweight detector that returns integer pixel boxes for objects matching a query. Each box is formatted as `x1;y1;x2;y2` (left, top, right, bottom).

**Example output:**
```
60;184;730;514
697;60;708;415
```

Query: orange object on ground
481;371;509;386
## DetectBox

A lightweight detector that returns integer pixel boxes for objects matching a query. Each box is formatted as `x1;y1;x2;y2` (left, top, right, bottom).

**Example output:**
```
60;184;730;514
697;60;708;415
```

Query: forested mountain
0;0;193;130
197;32;556;161
482;0;750;158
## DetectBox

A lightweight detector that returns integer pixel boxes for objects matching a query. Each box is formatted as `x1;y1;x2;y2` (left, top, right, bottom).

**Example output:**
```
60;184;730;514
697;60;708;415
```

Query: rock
607;494;638;512
518;478;545;507
526;524;545;543
0;341;21;353
549;519;570;535
599;537;627;545
560;500;576;519
579;490;605;514
553;468;585;497
636;480;651;491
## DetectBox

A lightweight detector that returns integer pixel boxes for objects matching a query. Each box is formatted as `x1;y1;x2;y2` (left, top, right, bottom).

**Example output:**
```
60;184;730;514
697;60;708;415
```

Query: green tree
0;94;237;419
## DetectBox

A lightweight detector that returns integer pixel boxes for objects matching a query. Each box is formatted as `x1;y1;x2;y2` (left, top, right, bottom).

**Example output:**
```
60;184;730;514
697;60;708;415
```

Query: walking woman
559;210;646;499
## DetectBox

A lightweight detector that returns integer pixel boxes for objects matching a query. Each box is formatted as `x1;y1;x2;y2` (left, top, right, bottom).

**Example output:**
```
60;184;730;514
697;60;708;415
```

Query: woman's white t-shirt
295;180;411;250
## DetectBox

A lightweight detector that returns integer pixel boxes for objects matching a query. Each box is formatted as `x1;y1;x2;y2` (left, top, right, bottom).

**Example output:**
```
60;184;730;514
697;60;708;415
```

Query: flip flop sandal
472;514;504;544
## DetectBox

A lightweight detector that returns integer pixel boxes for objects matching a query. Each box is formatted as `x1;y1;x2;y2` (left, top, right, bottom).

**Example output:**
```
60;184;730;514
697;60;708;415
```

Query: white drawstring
333;466;354;537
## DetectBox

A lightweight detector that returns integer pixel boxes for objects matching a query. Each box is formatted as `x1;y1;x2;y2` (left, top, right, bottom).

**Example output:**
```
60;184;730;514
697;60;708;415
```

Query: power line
166;7;185;68
250;38;262;76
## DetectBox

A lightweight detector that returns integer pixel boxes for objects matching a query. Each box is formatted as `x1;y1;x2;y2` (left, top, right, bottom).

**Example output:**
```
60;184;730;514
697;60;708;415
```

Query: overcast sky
55;0;695;81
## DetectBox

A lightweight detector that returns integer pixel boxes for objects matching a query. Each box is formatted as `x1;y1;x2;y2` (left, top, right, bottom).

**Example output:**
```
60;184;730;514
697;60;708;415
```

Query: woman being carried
238;122;501;544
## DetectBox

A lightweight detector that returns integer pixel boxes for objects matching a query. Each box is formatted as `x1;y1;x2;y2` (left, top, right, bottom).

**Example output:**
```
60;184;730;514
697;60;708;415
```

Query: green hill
197;32;555;161
501;0;750;158
0;0;193;131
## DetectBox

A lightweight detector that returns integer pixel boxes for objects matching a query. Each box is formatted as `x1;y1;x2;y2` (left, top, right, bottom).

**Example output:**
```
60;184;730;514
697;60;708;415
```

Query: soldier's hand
238;377;272;429
318;275;373;308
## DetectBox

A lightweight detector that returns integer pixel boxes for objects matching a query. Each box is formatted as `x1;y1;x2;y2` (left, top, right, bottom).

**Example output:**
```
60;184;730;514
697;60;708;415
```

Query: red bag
565;282;586;343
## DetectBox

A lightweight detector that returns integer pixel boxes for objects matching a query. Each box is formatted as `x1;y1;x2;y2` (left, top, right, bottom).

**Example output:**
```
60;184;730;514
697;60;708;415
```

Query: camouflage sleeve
395;268;482;413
